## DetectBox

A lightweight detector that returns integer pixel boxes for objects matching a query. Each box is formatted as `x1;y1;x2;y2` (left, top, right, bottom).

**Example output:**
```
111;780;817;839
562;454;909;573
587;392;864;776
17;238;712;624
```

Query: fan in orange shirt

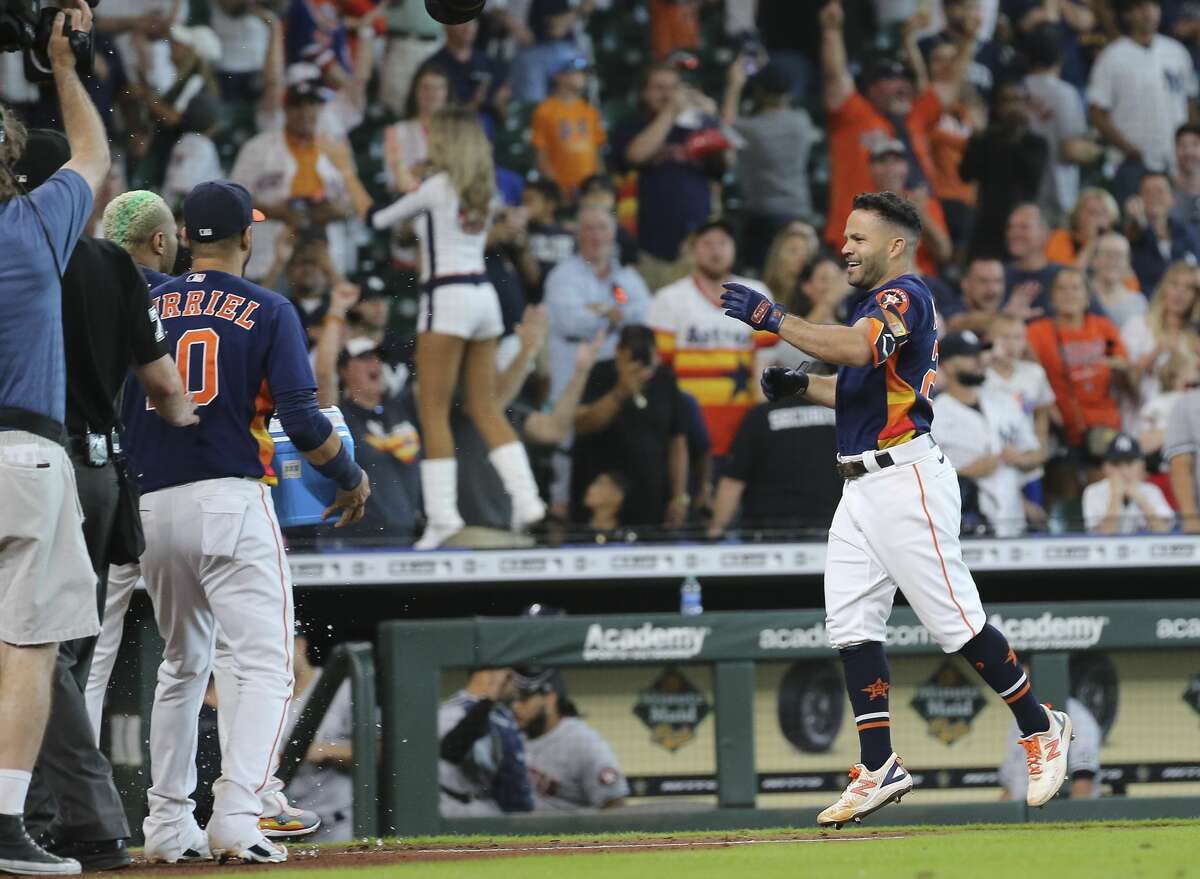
531;56;607;201
866;138;952;277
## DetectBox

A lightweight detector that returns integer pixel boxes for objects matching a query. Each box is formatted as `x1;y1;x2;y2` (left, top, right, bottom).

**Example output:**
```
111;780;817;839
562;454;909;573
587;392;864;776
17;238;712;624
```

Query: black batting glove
760;366;809;402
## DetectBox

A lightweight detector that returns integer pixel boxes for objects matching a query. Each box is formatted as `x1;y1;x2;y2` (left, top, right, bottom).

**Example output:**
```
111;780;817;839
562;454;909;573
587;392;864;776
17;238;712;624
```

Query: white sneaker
212;836;287;865
511;496;546;531
143;820;212;864
1019;705;1073;807
816;752;913;828
414;519;463;550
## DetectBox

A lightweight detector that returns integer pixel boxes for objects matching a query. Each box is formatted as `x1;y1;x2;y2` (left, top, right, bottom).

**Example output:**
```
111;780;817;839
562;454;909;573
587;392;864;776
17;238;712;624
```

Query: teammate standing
720;191;1072;827
123;181;370;863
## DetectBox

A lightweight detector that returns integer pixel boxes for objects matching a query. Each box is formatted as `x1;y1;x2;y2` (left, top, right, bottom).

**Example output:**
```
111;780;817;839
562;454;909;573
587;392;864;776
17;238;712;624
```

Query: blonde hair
1070;187;1120;234
427;108;495;234
0;109;28;203
1147;261;1200;342
762;229;814;315
102;190;175;250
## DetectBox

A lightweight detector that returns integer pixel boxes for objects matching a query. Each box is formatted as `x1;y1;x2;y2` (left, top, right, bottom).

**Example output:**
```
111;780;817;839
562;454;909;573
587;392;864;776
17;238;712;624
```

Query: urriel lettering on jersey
152;272;260;329
834;274;938;457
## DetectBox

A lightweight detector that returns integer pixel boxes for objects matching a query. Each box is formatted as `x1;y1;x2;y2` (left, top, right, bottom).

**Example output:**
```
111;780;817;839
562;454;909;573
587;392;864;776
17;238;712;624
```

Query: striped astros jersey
649;275;777;456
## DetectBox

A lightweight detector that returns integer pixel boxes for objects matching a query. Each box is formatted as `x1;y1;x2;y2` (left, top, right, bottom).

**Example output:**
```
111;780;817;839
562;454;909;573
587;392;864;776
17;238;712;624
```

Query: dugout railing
380;601;1200;836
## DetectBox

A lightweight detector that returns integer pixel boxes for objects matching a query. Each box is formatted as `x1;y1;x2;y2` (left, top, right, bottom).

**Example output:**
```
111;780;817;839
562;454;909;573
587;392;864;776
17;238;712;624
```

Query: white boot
489;442;546;529
416;458;464;550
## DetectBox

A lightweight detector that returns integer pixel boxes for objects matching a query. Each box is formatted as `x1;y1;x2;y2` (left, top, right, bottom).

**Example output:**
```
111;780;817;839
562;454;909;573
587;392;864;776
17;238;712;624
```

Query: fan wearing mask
931;331;1047;537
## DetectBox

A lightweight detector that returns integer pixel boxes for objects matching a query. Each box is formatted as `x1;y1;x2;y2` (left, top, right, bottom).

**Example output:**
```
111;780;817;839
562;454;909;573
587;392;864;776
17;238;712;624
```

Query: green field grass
242;820;1200;878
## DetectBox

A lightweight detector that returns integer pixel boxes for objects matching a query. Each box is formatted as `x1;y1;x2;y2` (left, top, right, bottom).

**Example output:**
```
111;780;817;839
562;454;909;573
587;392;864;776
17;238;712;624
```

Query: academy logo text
1156;617;1200;640
758;622;936;651
989;612;1108;650
582;623;711;661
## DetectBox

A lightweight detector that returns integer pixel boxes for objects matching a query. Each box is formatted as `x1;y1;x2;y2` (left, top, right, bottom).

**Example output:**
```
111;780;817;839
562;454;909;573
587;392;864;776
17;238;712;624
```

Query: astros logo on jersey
877;289;910;313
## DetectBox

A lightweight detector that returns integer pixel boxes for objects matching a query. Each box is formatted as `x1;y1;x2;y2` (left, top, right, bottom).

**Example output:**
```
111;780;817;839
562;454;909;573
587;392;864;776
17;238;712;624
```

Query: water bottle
680;576;703;616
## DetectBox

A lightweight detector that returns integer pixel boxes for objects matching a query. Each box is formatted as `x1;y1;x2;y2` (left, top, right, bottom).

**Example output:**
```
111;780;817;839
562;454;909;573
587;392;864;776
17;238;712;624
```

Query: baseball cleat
1019;705;1073;808
144;820;212;864
0;815;80;875
213;837;287;865
817;752;913;829
259;803;321;838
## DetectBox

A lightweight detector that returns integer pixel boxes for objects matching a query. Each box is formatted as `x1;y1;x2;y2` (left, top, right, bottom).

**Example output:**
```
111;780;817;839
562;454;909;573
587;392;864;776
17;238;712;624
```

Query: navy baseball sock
839;642;893;771
959;625;1049;737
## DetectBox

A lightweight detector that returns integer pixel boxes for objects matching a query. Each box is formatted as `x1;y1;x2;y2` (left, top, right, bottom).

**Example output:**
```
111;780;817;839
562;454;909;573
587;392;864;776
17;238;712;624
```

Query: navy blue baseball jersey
835;273;938;456
123;269;317;493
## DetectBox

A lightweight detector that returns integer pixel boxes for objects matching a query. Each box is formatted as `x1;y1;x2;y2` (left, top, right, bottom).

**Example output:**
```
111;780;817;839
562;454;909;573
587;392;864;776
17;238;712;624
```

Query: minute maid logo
583;623;711;661
988;612;1109;650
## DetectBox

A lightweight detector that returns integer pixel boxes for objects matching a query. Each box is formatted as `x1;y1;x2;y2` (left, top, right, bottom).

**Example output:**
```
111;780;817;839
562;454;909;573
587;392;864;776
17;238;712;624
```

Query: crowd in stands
7;0;1200;545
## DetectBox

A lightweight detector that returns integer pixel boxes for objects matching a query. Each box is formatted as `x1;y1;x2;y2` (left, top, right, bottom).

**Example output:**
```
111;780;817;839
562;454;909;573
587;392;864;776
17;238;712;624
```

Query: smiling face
1092;233;1131;284
803;259;848;306
1160;266;1198;318
866;76;915;117
1006;205;1048;261
691;227;736;280
842;209;904;290
1050;269;1089;319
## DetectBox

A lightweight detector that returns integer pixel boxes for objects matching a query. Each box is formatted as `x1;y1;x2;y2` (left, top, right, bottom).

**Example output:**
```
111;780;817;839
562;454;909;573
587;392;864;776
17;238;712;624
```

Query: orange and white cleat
816;752;913;829
1019;705;1073;807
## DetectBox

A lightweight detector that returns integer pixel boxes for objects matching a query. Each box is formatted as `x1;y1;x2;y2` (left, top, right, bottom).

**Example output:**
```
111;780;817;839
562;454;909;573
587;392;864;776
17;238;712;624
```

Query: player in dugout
720;191;1074;828
511;667;629;811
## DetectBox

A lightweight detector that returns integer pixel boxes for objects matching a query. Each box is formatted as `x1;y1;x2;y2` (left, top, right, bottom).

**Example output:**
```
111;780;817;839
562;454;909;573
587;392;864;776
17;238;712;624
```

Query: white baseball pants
139;478;294;852
824;435;987;653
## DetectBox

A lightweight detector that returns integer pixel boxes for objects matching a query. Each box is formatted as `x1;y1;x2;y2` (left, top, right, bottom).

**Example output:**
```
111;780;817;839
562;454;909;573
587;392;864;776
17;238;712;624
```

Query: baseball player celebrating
123;181;370;863
720;191;1071;827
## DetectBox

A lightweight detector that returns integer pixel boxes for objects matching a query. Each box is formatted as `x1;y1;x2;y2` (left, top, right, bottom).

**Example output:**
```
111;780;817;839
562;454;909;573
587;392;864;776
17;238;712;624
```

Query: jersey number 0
147;328;221;411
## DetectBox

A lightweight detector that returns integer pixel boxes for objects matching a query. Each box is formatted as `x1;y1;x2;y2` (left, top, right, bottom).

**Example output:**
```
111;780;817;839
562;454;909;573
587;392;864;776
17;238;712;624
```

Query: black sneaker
0;815;80;875
36;834;130;872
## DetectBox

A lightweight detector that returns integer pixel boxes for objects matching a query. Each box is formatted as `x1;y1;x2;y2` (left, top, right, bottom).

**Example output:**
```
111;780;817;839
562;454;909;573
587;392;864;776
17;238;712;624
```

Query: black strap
0;407;67;447
439;786;472;804
425;273;487;291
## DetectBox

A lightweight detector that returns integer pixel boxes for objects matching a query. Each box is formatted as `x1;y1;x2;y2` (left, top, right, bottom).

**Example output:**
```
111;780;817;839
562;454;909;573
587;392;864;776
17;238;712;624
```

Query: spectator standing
530;55;606;201
916;0;1010;96
231;78;356;281
1165;382;1200;531
511;668;629;811
379;0;445;116
1124;170;1200;296
544;205;652;404
0;7;122;872
95;0;185;94
523;180;575;295
281;627;354;841
1122;261;1200;405
1027;268;1132;453
571;325;690;530
382;64;451;196
867;138;953;277
509;0;588;105
707;397;842;538
1087;0;1198;201
424;20;508;122
932;331;1045;537
649;221;778;459
1172;122;1200;232
819;0;941;250
721;59;818;272
1003;204;1063;318
285;0;350;75
1021;24;1102;227
960;81;1049;260
610;63;728;292
370;110;546;549
649;0;700;60
1087;232;1148;328
438;669;532;816
209;0;276;102
1082;433;1175;532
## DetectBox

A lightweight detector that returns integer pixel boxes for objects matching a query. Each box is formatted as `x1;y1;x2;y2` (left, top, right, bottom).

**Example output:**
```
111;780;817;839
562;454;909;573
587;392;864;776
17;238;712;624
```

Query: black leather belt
425;273;487;291
836;451;896;480
0;407;66;447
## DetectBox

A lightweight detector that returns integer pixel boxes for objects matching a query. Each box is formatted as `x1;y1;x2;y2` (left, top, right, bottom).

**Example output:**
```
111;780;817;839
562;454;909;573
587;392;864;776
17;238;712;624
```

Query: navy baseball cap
183;181;265;244
1105;432;1143;463
12;129;71;190
940;330;983;361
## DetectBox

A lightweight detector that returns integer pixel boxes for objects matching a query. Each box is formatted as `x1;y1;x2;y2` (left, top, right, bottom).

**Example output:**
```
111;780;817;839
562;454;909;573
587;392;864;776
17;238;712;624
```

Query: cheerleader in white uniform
371;109;545;548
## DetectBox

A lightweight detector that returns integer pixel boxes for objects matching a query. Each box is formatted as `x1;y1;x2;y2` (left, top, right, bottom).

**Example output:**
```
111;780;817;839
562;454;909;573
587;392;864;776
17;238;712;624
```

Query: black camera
424;0;486;25
0;0;97;83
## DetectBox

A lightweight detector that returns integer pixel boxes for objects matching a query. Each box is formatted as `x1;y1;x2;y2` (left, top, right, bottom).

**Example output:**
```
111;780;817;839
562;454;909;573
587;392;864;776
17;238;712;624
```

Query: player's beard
524;708;550;739
852;253;885;290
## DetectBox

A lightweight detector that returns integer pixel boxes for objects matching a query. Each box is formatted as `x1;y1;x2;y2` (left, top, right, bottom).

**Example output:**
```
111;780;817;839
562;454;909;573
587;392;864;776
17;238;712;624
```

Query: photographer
0;2;121;872
18;148;197;871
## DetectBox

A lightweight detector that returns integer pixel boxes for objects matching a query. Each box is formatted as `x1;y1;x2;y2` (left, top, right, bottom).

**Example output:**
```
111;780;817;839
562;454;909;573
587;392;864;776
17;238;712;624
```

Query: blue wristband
314;443;362;492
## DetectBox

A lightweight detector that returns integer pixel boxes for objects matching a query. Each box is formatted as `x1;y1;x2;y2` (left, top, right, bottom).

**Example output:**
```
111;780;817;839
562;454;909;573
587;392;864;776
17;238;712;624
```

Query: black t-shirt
330;394;422;545
570;360;687;527
724;398;841;532
64;237;169;436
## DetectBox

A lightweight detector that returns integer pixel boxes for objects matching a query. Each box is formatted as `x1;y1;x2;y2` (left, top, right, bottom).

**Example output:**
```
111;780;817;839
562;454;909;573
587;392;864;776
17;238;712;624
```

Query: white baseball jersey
999;697;1101;800
931;390;1040;537
283;671;354;841
1082;478;1174;534
524;717;629;811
